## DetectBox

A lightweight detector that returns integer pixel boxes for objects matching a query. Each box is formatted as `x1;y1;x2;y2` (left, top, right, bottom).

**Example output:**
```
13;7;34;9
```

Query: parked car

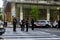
0;20;5;35
34;20;52;28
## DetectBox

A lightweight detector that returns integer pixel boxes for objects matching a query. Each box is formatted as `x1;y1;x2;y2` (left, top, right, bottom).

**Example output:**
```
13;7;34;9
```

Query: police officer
26;19;29;32
13;17;17;32
58;20;60;28
31;19;34;30
21;19;25;31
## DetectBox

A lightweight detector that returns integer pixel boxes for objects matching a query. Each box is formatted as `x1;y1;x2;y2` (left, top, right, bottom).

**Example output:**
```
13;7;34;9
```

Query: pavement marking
0;35;58;39
3;28;59;39
1;36;56;37
4;38;60;40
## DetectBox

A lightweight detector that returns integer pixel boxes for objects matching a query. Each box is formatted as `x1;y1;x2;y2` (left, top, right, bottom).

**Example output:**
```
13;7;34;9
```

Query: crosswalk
0;28;60;40
0;35;60;40
2;36;60;40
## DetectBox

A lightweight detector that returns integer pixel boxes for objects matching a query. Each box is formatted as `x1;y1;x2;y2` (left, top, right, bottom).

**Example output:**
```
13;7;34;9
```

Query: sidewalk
7;22;20;28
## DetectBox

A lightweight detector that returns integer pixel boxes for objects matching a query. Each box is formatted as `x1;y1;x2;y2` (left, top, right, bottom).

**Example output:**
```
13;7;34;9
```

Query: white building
3;0;60;22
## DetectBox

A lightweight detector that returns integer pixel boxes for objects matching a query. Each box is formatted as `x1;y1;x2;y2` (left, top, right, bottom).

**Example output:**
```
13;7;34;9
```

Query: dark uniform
26;20;29;32
58;20;60;28
21;19;25;31
13;18;17;32
31;19;34;30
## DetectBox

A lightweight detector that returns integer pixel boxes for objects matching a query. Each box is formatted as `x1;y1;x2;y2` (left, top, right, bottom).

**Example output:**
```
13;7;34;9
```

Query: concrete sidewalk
7;22;20;28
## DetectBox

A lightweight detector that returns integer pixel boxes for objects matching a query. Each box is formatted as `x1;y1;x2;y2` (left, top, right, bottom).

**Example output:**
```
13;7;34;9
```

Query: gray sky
0;0;3;7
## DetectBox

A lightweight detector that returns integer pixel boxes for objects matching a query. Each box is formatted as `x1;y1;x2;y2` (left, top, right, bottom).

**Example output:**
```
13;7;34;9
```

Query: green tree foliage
31;6;39;21
0;15;2;20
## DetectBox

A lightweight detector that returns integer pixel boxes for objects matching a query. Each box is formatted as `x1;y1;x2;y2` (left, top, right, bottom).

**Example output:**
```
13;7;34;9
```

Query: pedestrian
13;17;17;32
31;19;34;30
4;20;7;27
58;20;60;28
25;19;29;32
21;19;25;31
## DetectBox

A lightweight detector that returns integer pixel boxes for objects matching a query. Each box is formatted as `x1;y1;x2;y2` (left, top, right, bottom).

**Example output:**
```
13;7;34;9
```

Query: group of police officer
13;17;34;32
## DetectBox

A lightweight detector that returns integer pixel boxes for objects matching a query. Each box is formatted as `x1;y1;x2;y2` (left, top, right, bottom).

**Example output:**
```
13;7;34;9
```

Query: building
0;8;2;14
3;0;60;22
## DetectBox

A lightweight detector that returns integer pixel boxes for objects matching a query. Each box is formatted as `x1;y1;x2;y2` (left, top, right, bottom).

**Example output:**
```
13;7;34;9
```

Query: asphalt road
0;28;60;40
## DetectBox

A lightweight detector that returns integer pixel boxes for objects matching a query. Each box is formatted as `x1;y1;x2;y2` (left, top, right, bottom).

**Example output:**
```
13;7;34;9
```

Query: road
0;28;60;40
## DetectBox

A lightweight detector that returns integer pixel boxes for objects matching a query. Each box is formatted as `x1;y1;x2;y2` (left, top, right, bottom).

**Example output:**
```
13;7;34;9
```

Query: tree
0;15;2;20
30;6;39;21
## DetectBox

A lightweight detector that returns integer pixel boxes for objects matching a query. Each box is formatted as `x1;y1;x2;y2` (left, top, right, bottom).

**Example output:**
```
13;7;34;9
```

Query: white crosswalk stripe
1;28;60;40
